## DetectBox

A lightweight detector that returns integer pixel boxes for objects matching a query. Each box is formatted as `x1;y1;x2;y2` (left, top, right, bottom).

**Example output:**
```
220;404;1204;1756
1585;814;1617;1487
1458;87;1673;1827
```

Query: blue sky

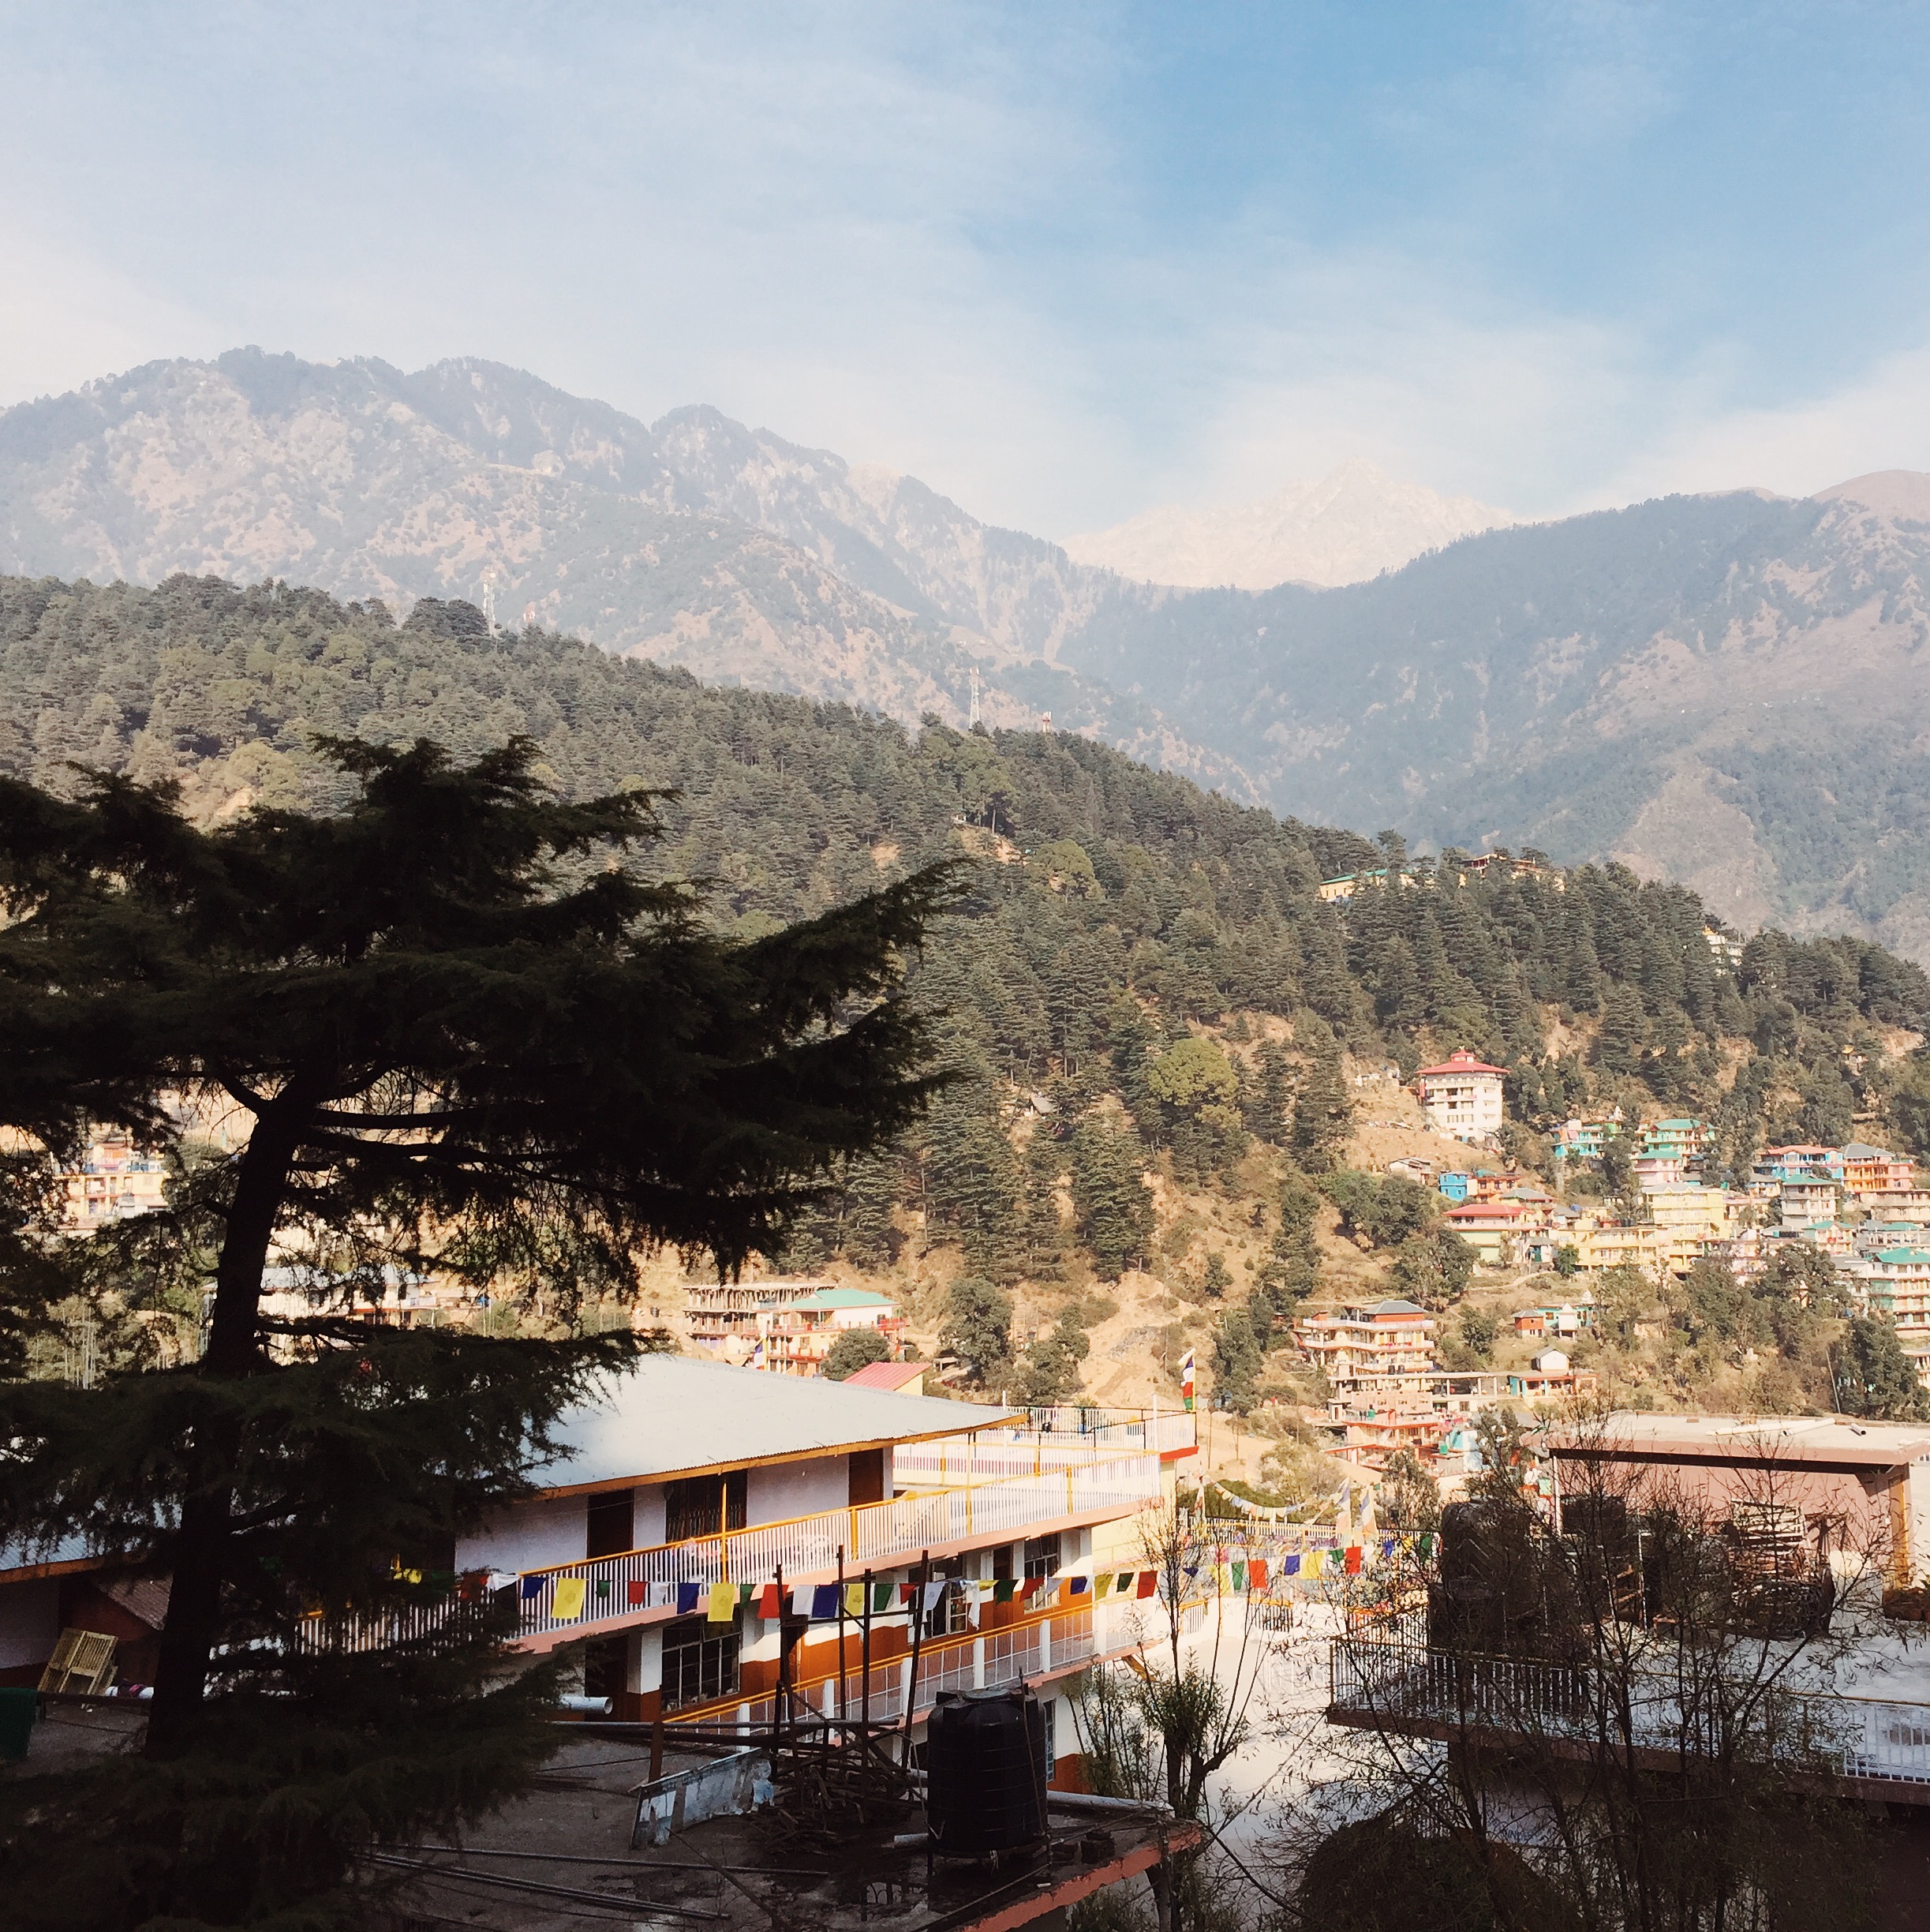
3;2;1928;534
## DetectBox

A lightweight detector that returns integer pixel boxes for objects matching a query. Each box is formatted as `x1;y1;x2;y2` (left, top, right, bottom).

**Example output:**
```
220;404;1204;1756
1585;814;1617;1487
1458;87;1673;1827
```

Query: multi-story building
1861;1248;1930;1336
1753;1144;1846;1188
58;1136;168;1230
1577;1221;1667;1279
1414;1051;1507;1142
1779;1176;1841;1230
1292;1299;1438;1393
1647;1183;1730;1271
1440;1199;1537;1266
1641;1118;1707;1163
1844;1143;1917;1197
756;1286;903;1375
1554;1117;1623;1163
2;1359;1196;1788
1328;1411;1930;1873
681;1277;840;1364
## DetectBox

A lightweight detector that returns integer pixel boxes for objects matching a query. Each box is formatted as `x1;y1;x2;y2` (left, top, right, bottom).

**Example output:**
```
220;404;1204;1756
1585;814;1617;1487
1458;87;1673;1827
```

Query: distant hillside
1062;458;1514;588
13;571;1930;1411
1057;476;1930;961
10;351;1930;961
0;349;1242;795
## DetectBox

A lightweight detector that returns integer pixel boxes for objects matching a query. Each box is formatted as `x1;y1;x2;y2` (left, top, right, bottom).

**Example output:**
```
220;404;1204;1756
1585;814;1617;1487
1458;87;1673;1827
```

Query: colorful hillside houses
1415;1050;1507;1142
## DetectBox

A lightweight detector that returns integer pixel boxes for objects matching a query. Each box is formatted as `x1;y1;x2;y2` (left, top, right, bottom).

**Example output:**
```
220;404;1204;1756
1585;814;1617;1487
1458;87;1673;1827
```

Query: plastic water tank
925;1686;1049;1857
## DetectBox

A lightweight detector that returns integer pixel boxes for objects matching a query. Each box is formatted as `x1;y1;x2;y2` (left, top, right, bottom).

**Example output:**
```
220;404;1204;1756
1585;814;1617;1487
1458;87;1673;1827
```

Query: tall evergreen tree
1290;1018;1354;1174
0;739;949;1926
1068;1115;1155;1279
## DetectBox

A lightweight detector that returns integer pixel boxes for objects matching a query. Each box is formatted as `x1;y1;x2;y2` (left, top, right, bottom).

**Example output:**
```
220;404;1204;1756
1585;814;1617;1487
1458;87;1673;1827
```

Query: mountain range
1060;459;1514;588
3;348;1928;961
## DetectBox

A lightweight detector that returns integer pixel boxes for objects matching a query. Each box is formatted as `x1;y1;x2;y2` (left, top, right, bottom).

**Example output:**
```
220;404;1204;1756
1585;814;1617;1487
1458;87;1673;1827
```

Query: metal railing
709;1605;1098;1730
1329;1634;1930;1789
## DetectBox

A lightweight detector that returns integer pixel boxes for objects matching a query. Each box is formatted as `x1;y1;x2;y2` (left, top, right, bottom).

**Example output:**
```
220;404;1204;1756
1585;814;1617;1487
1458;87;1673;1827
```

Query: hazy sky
3;2;1928;535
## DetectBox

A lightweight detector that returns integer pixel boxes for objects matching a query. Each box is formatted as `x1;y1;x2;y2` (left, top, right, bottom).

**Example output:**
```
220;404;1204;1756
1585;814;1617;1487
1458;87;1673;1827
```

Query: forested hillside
6;572;1928;1410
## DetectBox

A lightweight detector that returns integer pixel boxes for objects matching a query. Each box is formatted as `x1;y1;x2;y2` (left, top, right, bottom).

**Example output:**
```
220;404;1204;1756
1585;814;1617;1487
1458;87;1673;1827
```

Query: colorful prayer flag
1069;1575;1090;1596
552;1577;586;1620
1136;1571;1158;1599
845;1583;866;1617
1180;1346;1196;1412
708;1582;737;1623
1095;1574;1113;1599
1248;1559;1268;1590
1116;1571;1135;1593
629;1579;649;1607
810;1584;839;1619
757;1582;782;1619
873;1582;895;1613
520;1574;544;1601
995;1578;1015;1604
1345;1545;1363;1576
1232;1561;1248;1593
677;1582;701;1615
1306;1550;1325;1578
596;1578;611;1601
1283;1553;1300;1577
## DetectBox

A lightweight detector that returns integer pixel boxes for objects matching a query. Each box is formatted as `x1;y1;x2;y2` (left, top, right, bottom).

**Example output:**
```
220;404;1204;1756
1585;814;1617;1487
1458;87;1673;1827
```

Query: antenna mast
968;667;982;727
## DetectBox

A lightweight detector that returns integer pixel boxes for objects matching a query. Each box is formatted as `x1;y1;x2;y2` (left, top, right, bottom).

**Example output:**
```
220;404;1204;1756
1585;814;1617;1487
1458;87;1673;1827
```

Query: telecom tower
968;666;982;727
480;576;498;639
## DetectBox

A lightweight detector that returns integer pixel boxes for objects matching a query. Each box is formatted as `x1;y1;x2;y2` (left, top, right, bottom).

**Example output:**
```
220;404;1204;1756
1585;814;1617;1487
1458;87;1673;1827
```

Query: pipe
558;1694;615;1716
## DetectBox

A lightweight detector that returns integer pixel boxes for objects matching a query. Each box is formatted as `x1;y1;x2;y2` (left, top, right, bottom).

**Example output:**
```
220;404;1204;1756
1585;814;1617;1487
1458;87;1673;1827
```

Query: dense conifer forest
6;573;1928;1359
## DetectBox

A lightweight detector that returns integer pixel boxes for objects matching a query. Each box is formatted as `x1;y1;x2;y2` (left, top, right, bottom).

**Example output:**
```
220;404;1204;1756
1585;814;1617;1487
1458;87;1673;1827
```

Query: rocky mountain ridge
7;349;1930;959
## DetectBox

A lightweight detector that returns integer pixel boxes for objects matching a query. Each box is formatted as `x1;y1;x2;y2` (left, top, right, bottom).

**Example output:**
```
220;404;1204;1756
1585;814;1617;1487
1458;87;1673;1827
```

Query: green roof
1873;1249;1930;1265
795;1286;895;1309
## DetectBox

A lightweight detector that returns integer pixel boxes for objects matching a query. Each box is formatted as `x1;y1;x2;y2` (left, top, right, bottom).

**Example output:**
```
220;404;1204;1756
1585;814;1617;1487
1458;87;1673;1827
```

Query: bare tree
1288;1413;1902;1930
1072;1501;1278;1932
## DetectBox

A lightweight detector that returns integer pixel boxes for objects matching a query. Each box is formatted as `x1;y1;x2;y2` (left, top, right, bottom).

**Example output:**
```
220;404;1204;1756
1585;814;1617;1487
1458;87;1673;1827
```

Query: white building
1415;1050;1507;1142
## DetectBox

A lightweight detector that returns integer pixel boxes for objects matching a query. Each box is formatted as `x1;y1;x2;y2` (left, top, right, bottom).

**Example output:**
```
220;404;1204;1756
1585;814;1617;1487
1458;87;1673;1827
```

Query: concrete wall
749;1455;847;1526
458;1493;586;1575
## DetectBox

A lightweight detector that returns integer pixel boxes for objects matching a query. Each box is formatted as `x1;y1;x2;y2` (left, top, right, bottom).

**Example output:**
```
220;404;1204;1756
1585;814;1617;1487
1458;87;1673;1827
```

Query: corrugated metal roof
537;1355;1013;1492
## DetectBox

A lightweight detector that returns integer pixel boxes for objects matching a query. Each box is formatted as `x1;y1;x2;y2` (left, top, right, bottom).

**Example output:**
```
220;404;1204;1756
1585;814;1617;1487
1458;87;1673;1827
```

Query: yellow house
1578;1222;1667;1279
1647;1184;1730;1272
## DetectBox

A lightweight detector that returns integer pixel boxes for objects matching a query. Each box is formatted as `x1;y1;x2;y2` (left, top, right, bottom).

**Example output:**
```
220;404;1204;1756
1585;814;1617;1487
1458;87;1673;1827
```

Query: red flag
1136;1571;1158;1599
627;1579;649;1607
1248;1559;1268;1590
757;1582;782;1619
1345;1544;1363;1575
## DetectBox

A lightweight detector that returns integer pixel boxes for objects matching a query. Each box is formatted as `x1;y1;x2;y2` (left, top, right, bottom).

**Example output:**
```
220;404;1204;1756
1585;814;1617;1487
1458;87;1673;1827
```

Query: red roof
1416;1050;1508;1078
841;1359;926;1391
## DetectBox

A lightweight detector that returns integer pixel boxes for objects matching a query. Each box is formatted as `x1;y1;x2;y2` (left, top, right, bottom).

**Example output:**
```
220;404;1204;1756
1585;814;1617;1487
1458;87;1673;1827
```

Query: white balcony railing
1329;1634;1930;1792
507;1451;1160;1641
892;1408;1195;1485
722;1605;1097;1729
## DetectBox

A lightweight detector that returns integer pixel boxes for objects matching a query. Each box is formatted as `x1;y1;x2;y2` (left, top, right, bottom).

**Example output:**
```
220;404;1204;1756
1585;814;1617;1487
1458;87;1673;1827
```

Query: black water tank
926;1687;1049;1857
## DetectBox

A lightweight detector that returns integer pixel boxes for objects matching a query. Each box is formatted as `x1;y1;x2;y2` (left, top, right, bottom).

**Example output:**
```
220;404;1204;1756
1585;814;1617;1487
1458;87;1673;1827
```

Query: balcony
1328;1631;1930;1801
307;1446;1163;1653
698;1604;1101;1730
511;1451;1159;1641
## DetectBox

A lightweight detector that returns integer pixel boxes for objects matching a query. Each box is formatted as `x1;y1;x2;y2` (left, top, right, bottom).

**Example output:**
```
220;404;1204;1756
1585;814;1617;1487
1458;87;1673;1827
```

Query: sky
3;2;1929;536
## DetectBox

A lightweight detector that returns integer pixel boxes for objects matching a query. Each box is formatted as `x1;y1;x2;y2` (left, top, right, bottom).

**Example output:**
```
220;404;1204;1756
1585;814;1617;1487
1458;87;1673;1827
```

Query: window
1023;1534;1060;1582
661;1615;740;1711
664;1469;747;1543
923;1559;969;1638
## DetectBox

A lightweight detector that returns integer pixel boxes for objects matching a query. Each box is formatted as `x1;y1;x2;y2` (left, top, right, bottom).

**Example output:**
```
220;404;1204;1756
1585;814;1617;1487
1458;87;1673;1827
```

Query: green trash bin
0;1687;36;1762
